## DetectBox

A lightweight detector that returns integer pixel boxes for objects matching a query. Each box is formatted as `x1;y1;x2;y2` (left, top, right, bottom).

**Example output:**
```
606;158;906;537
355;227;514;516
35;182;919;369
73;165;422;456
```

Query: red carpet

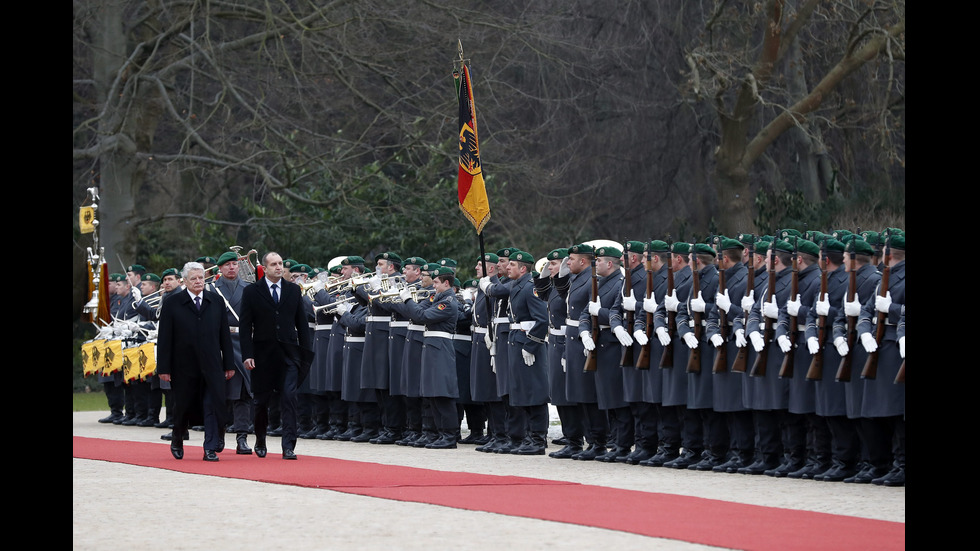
74;436;903;551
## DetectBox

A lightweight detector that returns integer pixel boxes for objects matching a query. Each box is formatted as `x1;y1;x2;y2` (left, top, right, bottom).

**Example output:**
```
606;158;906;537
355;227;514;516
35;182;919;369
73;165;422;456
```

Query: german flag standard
455;61;491;234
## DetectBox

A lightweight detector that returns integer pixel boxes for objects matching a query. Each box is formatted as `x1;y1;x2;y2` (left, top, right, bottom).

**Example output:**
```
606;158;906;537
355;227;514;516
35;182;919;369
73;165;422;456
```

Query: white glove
749;331;765;352
898;336;905;358
522;349;535;366
664;290;679;312
742;291;755;312
815;295;830;317
614;326;633;347
834;336;849;357
763;296;779;319
131;287;142;302
537;269;549;280
484;330;493;350
807;337;820;355
710;334;723;348
580;331;596;353
633;329;648;346
368;274;382;290
683;333;699;349
690;291;706;313
622;290;637;312
399;288;413;303
462;288;476;302
655;327;671;347
478;276;491;293
777;335;792;353
786;296;801;317
844;297;862;317
735;329;747;348
558;257;570;278
588;299;601;317
716;290;732;314
875;291;892;314
334;302;350;316
741;290;755;312
860;332;878;353
642;296;658;314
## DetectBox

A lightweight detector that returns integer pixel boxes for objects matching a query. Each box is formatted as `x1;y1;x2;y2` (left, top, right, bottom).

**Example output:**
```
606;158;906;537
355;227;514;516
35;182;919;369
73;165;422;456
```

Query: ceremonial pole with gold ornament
454;41;494;342
80;187;110;327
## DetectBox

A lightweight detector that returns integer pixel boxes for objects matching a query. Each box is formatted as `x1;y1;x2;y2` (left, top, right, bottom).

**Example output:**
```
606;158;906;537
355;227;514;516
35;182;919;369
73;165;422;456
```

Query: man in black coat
157;262;236;461
240;252;314;460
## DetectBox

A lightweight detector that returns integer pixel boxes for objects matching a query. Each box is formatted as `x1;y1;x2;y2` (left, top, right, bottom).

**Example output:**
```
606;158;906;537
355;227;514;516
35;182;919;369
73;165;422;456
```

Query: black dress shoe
425;434;458;449
552;436;570;446
121;416;140;426
596;447;629;463
882;468;905;487
267;426;284;437
738;460;779;475
765;461;802;478
623;448;654;465
282;449;297;460
689;455;724;472
713;457;745;473
254;438;268;457
572;445;606;461
137;417;158;427
639;449;679;467
459;432;485;445
351;430;379;443
814;465;855;482
549;445;583;459
299;428;319;439
154;419;171;429
170;444;184;460
236;436;252;455
191;425;205;432
203;450;219;462
664;450;701;469
98;413;122;424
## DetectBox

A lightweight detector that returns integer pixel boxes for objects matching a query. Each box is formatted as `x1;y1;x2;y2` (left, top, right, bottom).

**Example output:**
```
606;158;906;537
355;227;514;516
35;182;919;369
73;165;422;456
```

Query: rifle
635;239;654;369
584;255;599;373
731;235;754;373
686;241;702;374
659;237;675;368
806;238;829;381
835;239;858;382
712;237;728;374
895;360;905;383
620;239;634;368
750;240;777;377
778;237;799;379
861;232;891;380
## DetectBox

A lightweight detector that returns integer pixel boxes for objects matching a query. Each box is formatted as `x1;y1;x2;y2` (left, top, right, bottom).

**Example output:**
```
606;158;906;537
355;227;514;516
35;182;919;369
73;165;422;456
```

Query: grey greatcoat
399;289;459;398
775;263;820;415
744;266;792;411
676;264;719;410
579;271;627;411
357;286;391;390
559;269;598;403
212;275;251;399
830;263;880;418
505;273;550;407
805;265;848;417
634;264;668;404
857;260;905;418
620;264;646;403
654;265;692;407
705;263;748;412
469;282;501;402
484;277;512;397
535;274;572;407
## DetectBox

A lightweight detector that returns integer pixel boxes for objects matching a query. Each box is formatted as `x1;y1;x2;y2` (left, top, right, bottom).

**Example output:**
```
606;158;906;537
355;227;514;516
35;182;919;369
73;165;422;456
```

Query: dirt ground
73;411;904;550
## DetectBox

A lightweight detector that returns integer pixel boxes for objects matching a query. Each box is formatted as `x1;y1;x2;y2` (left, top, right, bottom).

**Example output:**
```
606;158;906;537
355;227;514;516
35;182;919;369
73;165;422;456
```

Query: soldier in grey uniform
471;254;507;452
99;273;137;424
479;249;519;452
392;257;428;446
211;251;254;454
616;241;654;465
707;237;752;473
580;245;633;463
357;252;400;444
500;251;550;455
333;256;379;442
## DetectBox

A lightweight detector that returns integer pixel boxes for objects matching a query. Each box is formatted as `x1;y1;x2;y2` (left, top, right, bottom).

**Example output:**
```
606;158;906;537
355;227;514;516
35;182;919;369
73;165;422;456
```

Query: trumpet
312;295;357;315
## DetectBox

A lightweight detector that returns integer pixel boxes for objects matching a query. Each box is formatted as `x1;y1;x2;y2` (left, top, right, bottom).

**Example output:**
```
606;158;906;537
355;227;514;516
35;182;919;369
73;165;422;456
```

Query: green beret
341;256;365;267
693;243;716;257
282;258;298;270
720;238;743;251
773;240;794;254
141;273;161;283
479;253;499;264
547;248;569;260
778;229;803;240
290;263;312;274
196;256;217;265
568;243;594;256
737;233;757;246
216;252;238;266
823;239;846;253
108;273;126;282
797;240;820;257
670;242;690;255
888;234;905;251
884;227;905;237
375;252;402;263
511;250;535;263
161;268;180;279
625;241;646;254
424;262;441;273
453;278;462;288
753;240;771;255
860;231;882;246
463;279;478;289
329;265;343;275
832;230;853;241
496;248;514;258
438;258;458;268
431;266;455;277
403;256;427;267
311;267;325;276
851;239;875;256
127;264;147;274
648;240;670;253
595;245;623;259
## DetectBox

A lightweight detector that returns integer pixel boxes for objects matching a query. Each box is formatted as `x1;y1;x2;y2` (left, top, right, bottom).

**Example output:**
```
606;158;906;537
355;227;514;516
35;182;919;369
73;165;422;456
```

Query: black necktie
271;284;279;304
194;296;201;310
